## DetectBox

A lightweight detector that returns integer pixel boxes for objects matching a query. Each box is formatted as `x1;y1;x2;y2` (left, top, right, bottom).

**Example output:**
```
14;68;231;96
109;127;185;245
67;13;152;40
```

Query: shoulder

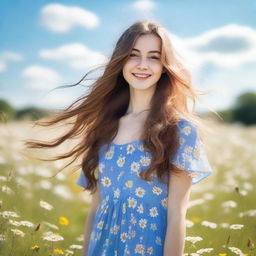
177;118;197;135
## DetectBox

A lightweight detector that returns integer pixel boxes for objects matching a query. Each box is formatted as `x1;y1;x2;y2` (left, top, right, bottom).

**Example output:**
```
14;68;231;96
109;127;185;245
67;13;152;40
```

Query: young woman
26;20;213;256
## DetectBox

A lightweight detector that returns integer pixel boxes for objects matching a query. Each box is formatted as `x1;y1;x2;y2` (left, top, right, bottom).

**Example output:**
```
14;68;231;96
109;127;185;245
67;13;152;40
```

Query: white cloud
0;61;5;72
40;3;100;33
132;0;156;11
0;51;23;72
168;24;256;70
22;65;60;91
165;24;256;112
39;43;107;69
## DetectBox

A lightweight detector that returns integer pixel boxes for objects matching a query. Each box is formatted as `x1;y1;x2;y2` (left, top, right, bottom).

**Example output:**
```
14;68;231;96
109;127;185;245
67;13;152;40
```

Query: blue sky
1;0;256;112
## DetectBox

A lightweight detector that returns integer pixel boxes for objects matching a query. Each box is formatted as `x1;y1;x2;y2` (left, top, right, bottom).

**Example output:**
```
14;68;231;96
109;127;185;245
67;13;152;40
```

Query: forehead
132;34;161;53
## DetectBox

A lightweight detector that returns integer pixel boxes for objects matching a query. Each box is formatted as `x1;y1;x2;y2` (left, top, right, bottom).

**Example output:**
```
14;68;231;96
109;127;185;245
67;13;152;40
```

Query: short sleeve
171;120;213;185
76;171;88;188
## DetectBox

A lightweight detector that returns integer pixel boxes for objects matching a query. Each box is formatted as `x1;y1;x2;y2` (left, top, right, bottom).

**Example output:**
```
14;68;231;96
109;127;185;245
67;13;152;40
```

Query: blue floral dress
76;119;213;256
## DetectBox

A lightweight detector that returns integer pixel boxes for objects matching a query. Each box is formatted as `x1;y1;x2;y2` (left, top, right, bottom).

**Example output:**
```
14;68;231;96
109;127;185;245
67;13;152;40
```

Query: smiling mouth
132;73;152;78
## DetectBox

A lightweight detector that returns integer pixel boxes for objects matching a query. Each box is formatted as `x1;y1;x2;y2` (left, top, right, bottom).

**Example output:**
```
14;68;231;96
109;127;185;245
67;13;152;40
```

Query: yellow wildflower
53;248;64;254
59;216;69;226
31;245;40;251
190;216;201;223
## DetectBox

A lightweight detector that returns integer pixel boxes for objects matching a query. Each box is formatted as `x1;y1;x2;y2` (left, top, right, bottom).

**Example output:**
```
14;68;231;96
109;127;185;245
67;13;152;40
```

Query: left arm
164;169;192;256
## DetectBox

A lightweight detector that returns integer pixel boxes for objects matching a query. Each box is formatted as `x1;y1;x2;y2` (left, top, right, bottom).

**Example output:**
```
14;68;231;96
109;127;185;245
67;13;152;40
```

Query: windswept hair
25;20;214;194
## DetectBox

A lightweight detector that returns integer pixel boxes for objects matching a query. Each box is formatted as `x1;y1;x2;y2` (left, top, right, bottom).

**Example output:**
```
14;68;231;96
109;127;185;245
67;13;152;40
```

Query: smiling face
122;33;164;92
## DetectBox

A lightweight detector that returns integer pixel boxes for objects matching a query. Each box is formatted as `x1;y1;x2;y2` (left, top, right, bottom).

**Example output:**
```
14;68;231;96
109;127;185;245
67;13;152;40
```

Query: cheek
122;61;134;74
152;64;163;75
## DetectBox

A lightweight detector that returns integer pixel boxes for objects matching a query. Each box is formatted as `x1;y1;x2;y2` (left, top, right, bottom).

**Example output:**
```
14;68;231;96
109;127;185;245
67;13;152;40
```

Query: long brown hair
25;20;213;194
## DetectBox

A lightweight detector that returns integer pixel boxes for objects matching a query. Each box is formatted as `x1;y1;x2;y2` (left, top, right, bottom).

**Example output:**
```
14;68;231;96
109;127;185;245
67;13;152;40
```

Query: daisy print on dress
150;223;157;231
76;119;213;256
135;187;146;198
139;218;147;229
101;176;111;187
131;161;140;174
113;188;120;198
137;204;144;214
140;155;151;166
149;207;159;217
127;197;137;208
134;244;145;254
182;124;192;135
126;144;136;154
120;232;128;243
117;156;126;167
125;180;133;189
98;163;105;173
152;186;163;196
171;120;213;185
147;247;154;255
105;146;114;159
161;197;168;209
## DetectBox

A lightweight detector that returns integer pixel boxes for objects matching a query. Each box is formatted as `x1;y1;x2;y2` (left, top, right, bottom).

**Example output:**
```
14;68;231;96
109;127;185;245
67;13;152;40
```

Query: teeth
133;74;150;78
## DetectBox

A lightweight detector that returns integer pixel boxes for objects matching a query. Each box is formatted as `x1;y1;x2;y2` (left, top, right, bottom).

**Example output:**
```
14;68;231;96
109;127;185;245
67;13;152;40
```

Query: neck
125;109;150;116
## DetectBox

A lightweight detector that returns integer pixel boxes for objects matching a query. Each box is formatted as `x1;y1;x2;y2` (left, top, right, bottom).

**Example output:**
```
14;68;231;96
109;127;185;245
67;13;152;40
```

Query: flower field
0;119;255;255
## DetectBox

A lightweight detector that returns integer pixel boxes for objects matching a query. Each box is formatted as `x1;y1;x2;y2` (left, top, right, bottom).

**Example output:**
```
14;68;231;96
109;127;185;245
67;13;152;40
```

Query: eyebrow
132;48;161;54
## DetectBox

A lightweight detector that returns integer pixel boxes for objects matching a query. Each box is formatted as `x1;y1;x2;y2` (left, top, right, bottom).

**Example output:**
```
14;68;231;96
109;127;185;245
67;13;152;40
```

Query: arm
81;183;101;256
164;169;192;256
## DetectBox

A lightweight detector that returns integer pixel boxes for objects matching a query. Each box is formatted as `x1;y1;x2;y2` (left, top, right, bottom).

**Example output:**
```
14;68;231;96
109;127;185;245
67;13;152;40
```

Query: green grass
0;120;255;256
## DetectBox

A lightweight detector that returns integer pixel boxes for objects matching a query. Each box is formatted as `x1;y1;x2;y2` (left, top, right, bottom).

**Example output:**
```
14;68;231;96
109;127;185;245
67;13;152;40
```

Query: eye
150;56;160;60
130;53;138;57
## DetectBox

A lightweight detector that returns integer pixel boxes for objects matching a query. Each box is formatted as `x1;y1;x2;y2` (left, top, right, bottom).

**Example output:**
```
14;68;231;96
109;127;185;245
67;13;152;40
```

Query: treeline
216;91;256;125
0;91;256;125
0;99;52;122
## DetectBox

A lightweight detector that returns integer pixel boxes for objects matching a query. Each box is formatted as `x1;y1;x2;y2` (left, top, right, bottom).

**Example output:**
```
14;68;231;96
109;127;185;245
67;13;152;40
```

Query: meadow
0;118;255;256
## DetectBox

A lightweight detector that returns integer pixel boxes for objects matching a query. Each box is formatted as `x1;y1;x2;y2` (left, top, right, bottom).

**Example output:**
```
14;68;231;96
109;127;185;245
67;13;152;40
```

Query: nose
137;57;149;70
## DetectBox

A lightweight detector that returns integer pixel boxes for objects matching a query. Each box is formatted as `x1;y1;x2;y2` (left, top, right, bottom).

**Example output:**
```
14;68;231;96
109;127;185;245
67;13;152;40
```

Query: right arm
81;183;101;256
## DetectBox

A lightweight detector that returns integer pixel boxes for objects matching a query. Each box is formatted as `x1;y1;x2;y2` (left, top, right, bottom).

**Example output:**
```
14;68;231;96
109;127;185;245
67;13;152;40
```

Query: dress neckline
109;139;141;147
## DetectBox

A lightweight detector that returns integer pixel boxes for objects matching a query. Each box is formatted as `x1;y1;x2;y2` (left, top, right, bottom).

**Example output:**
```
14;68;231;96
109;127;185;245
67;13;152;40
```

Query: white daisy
11;229;25;237
105;147;114;159
70;244;83;249
120;232;128;243
0;211;20;218
97;220;104;229
127;197;137;208
98;163;105;173
138;144;144;151
114;188;120;198
147;247;153;254
139;219;147;229
149;207;158;217
125;180;133;188
43;234;64;241
101;177;111;187
131;162;140;172
201;220;217;229
150;223;157;231
127;144;135;154
40;200;54;211
183;125;191;135
140;156;151;166
155;236;162;245
135;187;145;198
134;244;145;254
152;186;162;195
117;156;125;167
137;204;144;214
161;197;167;208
